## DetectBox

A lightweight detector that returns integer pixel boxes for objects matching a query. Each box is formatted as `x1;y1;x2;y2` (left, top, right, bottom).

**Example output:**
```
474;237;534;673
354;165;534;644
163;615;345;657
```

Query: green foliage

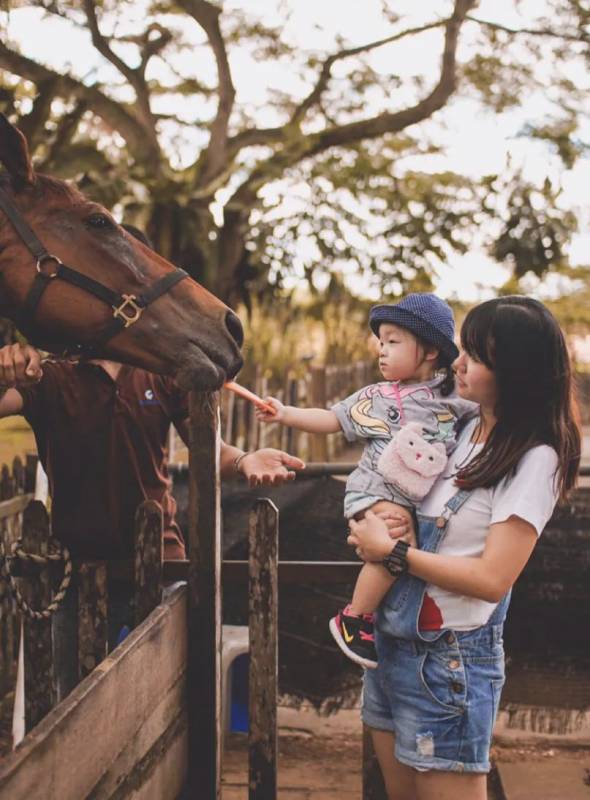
462;54;536;113
490;177;578;278
1;0;588;306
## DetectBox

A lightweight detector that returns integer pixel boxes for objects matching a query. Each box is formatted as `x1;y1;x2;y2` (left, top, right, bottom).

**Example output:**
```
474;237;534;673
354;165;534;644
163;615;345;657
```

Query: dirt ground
221;729;590;799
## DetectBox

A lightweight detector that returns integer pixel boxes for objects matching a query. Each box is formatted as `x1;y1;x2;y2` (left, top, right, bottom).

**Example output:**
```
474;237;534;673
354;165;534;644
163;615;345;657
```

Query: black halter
0;185;188;356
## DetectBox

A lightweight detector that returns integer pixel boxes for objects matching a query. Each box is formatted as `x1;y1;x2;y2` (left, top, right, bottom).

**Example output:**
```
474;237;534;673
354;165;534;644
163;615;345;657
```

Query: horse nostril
225;311;244;349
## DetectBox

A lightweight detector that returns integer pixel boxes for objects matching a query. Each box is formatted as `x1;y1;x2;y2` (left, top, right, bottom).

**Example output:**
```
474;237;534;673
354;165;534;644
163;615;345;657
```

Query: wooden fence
0;456;36;703
0;397;388;798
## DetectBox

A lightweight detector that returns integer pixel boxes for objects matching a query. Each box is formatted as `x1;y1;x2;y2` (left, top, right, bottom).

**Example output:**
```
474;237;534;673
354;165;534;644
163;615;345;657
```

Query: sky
2;0;589;302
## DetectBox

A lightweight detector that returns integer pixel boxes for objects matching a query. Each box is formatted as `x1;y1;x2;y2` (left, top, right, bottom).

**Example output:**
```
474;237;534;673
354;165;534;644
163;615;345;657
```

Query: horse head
0;115;243;390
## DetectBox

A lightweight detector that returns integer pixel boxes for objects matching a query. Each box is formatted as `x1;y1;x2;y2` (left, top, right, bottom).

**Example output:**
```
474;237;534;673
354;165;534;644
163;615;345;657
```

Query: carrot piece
224;381;277;415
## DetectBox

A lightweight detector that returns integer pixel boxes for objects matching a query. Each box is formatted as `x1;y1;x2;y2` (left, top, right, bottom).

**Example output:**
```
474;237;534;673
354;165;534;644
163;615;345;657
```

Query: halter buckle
113;295;144;327
36;254;63;279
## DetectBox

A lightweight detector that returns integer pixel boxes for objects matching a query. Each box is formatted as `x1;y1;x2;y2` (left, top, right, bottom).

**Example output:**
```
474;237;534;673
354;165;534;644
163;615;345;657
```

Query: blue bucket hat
369;293;459;364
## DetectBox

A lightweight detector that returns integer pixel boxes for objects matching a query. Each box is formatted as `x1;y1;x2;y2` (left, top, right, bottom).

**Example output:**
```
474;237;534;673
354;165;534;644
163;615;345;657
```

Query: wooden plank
134;500;163;626
21;500;54;731
249;499;278;800
12;456;24;493
0;585;187;800
78;562;107;681
309;365;328;462
24;455;37;494
362;726;387;800
11;558;363;586
88;686;187;799
171;559;362;585
0;493;33;520
187;391;222;798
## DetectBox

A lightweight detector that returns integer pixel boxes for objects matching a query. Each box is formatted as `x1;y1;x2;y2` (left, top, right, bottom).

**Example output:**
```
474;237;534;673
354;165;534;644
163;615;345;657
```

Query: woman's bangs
460;306;494;367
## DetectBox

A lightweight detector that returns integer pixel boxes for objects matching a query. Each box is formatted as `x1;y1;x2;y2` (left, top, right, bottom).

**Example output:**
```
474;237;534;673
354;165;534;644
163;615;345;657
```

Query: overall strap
434;488;472;528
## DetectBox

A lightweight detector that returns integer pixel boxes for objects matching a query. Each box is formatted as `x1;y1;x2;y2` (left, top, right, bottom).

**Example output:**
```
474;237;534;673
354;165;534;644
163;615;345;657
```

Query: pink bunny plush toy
377;421;448;502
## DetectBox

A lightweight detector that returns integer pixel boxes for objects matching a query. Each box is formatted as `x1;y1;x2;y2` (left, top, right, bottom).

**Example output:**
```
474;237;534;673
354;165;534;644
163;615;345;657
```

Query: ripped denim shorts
361;623;505;773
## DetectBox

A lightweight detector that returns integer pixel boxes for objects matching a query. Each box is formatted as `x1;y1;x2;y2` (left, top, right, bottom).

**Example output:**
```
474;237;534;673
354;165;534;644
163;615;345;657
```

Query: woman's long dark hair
455;296;580;502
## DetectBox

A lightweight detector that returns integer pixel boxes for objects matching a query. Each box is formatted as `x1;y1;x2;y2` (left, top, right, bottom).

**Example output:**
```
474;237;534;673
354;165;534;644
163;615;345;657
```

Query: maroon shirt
19;360;188;561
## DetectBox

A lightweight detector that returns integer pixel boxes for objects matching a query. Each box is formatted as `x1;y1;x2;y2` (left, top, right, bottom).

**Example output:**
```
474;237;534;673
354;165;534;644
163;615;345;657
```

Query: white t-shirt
418;417;559;631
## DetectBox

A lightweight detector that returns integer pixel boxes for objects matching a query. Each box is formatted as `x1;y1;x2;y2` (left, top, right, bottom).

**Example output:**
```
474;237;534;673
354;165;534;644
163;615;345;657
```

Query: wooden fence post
134;500;164;626
309;365;328;462
187;391;222;798
21;501;54;731
77;562;107;681
248;499;278;800
362;725;387;800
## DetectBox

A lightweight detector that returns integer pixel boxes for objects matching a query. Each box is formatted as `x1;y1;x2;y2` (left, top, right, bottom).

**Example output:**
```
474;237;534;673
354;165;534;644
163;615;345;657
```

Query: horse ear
0;114;35;190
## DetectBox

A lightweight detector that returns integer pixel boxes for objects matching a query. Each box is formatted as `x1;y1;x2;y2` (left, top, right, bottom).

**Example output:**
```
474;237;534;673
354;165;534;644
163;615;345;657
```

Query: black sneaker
329;605;377;669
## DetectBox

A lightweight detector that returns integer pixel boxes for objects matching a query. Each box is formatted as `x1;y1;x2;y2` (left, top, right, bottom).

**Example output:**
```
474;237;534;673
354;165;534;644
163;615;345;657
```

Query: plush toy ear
0;113;35;190
434;442;446;455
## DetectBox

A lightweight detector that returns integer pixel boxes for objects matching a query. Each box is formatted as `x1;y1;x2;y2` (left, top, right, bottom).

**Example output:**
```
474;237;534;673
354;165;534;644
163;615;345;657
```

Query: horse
0;114;243;390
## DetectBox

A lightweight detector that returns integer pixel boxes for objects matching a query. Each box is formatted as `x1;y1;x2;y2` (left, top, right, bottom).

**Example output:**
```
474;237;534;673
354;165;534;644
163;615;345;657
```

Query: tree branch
37;100;88;171
17;77;61;151
290;18;448;127
466;14;590;44
0;41;159;162
224;19;449;163
177;0;236;186
215;0;477;300
82;0;155;129
229;0;477;210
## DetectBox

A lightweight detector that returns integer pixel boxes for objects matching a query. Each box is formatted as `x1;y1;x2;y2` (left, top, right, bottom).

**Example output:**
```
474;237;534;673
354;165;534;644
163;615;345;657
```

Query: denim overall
362;489;510;773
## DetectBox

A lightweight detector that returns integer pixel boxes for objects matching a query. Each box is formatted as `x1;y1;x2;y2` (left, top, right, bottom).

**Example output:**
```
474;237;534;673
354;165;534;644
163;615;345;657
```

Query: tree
0;0;588;305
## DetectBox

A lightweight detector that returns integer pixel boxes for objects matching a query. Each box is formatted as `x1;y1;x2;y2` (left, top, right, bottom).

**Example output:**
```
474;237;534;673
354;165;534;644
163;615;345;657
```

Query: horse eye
86;213;114;230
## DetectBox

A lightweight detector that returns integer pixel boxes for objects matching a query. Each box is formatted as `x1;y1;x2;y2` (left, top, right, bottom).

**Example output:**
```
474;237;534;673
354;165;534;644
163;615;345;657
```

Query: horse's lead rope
0;538;72;620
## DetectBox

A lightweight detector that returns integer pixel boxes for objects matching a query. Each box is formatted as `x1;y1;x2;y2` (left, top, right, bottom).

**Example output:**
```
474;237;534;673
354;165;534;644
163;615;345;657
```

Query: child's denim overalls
362;489;509;773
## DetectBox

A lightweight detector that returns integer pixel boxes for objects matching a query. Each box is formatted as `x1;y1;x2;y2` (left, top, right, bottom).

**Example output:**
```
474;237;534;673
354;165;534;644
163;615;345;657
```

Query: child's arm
256;397;341;434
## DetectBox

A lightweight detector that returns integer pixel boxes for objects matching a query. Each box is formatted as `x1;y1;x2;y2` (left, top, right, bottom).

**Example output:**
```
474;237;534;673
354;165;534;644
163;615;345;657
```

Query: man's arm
0;344;44;418
173;416;305;486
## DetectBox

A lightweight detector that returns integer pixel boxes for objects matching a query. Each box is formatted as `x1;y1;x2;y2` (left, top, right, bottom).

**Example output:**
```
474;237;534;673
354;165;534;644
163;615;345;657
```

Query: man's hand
0;344;43;387
238;448;305;487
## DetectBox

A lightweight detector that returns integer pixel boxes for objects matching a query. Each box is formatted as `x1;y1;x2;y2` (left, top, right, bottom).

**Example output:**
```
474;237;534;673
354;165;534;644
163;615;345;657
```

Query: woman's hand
255;397;285;423
348;510;416;561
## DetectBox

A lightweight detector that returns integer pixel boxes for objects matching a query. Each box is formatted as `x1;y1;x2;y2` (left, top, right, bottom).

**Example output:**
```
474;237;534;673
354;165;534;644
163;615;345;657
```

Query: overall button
452;682;464;693
436;516;446;528
449;659;461;670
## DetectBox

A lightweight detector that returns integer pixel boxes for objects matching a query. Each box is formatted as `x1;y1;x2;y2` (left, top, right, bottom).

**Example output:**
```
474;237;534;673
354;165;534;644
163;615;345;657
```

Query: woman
348;296;580;800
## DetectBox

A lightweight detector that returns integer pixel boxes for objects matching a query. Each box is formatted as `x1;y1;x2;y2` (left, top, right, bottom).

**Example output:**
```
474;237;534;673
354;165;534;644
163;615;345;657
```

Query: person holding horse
0;325;303;700
346;296;579;799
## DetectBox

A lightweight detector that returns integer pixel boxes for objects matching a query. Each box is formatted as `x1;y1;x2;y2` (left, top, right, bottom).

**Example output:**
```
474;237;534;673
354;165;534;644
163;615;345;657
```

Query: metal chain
0;539;72;620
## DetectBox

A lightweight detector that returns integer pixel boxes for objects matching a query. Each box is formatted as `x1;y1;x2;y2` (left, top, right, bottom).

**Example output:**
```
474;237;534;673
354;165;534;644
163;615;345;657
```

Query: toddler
257;294;475;668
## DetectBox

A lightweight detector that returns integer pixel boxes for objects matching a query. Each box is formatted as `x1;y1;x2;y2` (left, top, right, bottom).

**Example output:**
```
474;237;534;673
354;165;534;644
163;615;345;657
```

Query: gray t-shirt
331;378;477;518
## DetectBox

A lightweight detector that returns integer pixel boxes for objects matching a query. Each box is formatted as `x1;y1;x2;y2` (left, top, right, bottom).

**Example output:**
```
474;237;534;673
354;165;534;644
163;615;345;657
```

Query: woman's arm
256;397;341;434
348;511;538;603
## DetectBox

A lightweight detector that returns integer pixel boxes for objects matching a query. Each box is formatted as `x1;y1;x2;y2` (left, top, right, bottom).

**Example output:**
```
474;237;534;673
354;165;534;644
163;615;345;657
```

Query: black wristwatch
382;540;410;576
